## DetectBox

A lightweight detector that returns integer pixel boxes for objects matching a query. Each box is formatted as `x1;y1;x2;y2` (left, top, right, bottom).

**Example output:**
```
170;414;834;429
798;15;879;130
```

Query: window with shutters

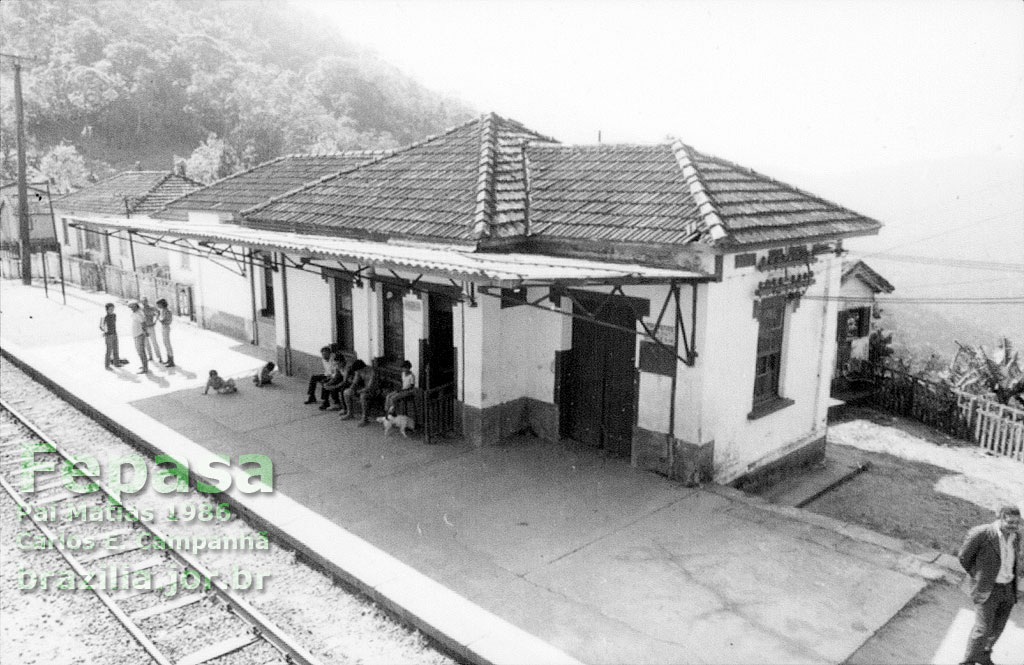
753;297;786;406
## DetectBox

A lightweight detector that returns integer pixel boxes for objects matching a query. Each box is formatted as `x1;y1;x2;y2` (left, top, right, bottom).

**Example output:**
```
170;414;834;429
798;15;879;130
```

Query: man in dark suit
958;504;1022;665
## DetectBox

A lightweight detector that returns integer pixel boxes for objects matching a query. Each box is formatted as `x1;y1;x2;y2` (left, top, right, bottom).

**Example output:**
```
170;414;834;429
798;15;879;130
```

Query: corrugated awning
69;216;711;286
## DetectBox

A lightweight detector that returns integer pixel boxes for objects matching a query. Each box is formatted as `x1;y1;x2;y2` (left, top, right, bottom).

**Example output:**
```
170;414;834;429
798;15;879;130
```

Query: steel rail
0;397;324;665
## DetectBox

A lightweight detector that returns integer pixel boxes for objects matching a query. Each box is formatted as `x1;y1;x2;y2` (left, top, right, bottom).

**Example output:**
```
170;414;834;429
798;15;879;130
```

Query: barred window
753;297;786;405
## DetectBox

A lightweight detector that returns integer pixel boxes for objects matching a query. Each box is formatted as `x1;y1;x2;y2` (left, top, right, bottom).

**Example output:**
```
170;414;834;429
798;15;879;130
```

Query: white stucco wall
278;257;333;359
702;252;841;482
190;254;252;323
839;277;876;309
454;292;484;407
352;280;374;361
493;288;567;405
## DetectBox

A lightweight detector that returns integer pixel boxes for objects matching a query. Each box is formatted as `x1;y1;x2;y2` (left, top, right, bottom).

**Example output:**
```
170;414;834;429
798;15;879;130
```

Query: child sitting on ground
253;362;277;387
204;370;237;394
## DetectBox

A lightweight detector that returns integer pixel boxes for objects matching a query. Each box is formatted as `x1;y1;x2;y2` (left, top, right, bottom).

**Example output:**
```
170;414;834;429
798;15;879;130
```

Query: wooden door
426;293;456;389
565;298;636;455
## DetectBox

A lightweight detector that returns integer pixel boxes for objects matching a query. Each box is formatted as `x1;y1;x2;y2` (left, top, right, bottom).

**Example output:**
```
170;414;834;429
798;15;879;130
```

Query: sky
310;0;1023;173
305;0;1023;331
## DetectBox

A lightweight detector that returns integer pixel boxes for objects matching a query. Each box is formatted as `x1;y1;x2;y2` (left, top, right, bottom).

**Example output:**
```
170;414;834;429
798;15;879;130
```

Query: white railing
956;392;1024;462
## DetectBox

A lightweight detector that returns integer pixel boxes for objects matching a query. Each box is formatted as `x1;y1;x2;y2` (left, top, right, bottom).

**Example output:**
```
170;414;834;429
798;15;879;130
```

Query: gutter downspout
280;252;292;376
248;250;259;347
667;284;680;476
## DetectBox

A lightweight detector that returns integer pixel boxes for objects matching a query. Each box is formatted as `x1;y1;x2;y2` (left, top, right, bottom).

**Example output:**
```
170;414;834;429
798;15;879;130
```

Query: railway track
0;397;324;665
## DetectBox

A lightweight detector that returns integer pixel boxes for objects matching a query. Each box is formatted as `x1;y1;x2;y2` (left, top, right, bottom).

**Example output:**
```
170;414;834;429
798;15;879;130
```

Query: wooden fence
863;362;1024;462
1;251;194;320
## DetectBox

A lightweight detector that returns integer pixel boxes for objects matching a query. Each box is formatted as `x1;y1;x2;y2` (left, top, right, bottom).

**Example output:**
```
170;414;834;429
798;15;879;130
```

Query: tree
868;328;894;366
38;143;87;193
184;134;236;184
946;338;1024;407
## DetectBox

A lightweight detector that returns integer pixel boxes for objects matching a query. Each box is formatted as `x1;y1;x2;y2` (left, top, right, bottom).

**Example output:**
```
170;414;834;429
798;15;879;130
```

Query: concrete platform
756;444;869;507
1;281;960;664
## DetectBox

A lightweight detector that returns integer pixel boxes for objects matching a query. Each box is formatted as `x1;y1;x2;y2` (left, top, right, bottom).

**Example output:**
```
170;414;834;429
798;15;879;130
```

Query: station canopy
67;215;710;288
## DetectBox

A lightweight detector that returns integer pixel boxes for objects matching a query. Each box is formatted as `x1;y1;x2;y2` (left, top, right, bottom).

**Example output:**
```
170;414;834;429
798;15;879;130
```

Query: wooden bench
365;357;419;420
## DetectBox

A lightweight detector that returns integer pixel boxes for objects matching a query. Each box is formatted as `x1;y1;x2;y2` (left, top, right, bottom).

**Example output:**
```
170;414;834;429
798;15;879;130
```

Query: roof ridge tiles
128;171;176;213
670;140;728;243
240;116;486;219
471;114;499;240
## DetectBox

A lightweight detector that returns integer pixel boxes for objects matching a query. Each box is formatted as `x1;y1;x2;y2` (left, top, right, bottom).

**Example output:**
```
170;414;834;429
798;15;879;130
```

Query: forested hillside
0;0;473;184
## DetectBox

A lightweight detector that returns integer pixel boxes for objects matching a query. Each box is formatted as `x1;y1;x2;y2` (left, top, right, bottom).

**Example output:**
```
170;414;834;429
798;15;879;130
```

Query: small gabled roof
241;114;557;245
154;152;385;221
842;260;895;293
55;171;203;217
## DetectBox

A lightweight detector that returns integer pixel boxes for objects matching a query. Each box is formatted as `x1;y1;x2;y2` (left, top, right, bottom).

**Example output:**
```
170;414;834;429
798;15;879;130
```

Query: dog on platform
376;413;415;438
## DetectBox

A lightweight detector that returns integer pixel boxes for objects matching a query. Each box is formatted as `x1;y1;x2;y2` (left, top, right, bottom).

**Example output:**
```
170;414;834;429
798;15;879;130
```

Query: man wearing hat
127;300;148;373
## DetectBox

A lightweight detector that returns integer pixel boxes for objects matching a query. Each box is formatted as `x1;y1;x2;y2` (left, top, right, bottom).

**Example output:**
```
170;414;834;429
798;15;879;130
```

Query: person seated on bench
341;359;378;426
253;361;277;387
320;353;350;411
304;346;339;405
384;360;417;415
204;369;237;394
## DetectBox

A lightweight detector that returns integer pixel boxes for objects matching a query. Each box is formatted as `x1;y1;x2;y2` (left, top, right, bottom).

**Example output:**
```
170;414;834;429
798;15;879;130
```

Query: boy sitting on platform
204;370;237;394
385;360;417;415
253;361;277;387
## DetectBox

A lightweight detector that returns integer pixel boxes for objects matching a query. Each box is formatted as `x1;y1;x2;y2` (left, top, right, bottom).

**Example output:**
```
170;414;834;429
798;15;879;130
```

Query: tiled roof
842;260;895;293
154;153;385;221
241;114;557;245
236;113;880;250
684;148;882;247
527;144;704;244
55;172;203;217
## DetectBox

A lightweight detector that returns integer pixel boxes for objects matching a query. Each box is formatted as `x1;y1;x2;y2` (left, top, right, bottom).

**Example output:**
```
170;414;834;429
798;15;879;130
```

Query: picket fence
864;362;1024;462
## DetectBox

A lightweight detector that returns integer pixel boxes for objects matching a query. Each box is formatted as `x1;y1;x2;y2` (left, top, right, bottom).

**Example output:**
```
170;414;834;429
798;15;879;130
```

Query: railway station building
65;113;883;485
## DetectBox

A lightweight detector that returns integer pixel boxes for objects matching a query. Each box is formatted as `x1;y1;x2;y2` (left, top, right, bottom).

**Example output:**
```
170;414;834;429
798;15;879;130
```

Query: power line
803;294;1024;305
895;276;1017;290
855;252;1024;273
857;209;1022;257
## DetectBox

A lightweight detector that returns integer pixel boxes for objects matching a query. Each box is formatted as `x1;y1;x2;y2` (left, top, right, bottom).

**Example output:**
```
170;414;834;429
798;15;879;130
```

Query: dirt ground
812;406;1023;554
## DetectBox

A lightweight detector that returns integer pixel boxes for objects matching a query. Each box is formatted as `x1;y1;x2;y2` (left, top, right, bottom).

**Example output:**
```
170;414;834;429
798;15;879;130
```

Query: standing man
958;504;1023;665
128;300;148;374
155;298;174;367
141;297;164;364
99;303;126;370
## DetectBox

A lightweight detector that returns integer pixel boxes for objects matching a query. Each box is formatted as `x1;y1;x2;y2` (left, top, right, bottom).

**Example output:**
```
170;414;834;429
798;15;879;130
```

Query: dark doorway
334;278;354;353
261;258;275;317
381;284;405;363
564;296;637;455
423;293;456;389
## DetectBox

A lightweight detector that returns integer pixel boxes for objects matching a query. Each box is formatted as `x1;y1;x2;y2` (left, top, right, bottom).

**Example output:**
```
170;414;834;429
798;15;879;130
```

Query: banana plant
947;338;1024;407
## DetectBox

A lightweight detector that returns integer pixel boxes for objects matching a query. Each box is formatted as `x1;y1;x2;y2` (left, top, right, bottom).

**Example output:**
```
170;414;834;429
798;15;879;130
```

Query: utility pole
14;60;31;284
1;52;41;286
